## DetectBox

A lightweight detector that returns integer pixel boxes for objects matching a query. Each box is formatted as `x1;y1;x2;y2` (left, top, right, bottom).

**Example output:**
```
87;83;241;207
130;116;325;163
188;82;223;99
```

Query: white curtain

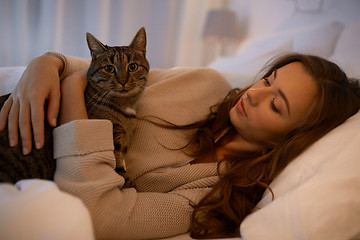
0;0;227;69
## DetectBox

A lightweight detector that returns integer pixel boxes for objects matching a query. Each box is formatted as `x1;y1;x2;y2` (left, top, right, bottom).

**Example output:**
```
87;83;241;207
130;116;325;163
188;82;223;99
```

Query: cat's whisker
100;91;110;106
87;91;109;114
86;92;101;106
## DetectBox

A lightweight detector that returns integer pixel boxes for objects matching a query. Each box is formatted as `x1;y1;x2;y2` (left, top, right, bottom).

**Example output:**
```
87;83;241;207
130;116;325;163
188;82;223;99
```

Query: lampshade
203;9;237;40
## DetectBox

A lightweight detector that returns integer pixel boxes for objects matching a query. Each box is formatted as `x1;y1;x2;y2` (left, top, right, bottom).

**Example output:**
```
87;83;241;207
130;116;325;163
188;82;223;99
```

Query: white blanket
0;180;94;240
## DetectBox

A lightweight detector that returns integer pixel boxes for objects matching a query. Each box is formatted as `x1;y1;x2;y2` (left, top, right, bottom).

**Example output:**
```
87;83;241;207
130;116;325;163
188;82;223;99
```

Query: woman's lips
236;98;247;117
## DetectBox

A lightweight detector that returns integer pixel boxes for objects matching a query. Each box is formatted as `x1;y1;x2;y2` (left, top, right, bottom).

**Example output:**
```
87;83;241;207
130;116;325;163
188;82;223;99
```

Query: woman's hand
59;71;88;125
0;55;63;154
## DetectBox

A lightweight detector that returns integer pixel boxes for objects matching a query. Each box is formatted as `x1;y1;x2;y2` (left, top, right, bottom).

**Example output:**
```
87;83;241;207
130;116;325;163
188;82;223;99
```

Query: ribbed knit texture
53;56;232;239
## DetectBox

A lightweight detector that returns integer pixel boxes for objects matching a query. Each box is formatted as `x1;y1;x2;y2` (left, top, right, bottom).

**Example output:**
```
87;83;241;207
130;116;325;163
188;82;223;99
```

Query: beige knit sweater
52;55;232;239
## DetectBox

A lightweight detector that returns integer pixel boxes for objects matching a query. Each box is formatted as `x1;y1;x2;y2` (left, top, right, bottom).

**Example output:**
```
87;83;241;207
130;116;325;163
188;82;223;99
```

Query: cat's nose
119;79;128;87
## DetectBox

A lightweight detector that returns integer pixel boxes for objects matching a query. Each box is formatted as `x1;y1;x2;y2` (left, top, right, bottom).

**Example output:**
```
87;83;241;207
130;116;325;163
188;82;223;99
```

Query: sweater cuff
53;119;114;159
44;52;91;81
44;51;69;81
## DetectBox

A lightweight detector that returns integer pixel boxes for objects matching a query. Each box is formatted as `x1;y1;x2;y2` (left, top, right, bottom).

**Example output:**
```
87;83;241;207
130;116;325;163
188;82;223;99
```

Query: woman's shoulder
148;67;232;88
138;67;232;125
142;67;232;111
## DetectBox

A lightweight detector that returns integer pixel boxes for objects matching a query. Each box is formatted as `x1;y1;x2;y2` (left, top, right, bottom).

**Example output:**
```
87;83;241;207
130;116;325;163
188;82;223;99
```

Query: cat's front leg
114;149;127;172
113;123;128;173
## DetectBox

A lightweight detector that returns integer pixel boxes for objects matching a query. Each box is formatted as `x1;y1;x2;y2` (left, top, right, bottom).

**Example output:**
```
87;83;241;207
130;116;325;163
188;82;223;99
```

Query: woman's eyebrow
274;69;291;115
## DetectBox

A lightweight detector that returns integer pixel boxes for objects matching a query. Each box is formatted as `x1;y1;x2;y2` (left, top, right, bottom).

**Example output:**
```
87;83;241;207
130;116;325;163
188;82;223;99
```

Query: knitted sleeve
53;119;194;240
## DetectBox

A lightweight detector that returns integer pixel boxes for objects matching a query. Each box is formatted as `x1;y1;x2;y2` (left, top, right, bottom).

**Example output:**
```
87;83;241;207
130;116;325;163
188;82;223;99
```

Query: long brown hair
188;53;360;238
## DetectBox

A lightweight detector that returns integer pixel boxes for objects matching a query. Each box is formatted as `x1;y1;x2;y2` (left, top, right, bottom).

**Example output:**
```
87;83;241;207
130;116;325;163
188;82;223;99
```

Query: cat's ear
86;33;108;57
130;27;147;55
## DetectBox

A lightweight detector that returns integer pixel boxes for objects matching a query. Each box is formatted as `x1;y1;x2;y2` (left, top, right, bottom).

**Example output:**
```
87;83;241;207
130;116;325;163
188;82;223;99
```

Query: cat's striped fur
0;28;149;183
85;27;149;172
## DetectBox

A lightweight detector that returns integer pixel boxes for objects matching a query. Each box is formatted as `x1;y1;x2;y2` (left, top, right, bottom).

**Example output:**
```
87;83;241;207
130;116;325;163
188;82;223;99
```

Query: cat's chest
85;97;137;122
124;107;136;116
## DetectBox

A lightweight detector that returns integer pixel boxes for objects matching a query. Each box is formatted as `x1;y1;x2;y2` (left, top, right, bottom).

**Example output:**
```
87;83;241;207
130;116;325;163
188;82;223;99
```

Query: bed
1;0;360;239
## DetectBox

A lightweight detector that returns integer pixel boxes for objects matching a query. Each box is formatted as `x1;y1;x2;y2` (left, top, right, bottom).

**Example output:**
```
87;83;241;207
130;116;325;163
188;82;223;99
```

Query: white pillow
292;21;344;58
328;20;360;79
208;39;293;88
240;111;360;240
235;34;293;57
237;21;344;59
209;21;344;88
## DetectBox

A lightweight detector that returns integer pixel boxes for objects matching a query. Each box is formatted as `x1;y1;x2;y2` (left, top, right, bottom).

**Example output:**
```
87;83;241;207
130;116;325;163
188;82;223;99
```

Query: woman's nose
247;87;272;106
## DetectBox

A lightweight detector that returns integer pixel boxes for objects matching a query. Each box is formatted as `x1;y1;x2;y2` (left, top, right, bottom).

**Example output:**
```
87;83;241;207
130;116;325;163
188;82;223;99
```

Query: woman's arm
58;70;88;125
53;119;195;239
0;53;90;154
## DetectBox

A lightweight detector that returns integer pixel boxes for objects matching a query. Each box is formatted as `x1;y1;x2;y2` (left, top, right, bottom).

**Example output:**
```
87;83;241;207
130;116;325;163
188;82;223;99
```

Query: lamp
203;9;237;42
202;9;237;62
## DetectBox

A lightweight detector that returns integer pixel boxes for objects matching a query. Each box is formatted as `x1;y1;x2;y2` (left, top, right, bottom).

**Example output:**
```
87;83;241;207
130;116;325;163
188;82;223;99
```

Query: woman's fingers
46;87;61;128
0;55;64;155
18;100;32;155
1;93;55;153
30;98;45;150
7;98;20;148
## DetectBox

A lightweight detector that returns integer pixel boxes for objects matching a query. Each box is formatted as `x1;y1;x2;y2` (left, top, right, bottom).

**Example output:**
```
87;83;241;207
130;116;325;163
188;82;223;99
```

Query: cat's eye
104;65;115;73
128;63;138;72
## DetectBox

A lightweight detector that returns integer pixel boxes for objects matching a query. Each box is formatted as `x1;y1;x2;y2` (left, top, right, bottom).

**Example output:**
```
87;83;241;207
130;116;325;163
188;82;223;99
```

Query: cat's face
86;28;149;98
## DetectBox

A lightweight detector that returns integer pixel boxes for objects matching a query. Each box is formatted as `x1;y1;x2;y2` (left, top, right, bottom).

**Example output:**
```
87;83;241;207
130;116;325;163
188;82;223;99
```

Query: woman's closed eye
264;78;281;114
271;98;280;113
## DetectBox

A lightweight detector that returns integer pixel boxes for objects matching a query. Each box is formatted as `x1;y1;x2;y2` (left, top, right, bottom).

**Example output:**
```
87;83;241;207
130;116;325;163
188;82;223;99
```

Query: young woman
0;52;359;239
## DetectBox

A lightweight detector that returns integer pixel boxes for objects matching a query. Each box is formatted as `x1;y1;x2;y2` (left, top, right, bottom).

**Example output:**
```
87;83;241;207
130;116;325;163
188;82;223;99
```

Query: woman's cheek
229;107;242;128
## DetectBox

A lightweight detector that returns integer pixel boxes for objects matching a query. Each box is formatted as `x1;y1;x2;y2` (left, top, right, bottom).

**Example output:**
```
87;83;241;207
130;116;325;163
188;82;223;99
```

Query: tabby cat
0;27;149;183
85;27;149;172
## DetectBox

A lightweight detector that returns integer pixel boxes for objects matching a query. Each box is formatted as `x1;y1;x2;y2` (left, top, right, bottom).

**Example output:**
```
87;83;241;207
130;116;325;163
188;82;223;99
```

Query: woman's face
229;62;318;146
